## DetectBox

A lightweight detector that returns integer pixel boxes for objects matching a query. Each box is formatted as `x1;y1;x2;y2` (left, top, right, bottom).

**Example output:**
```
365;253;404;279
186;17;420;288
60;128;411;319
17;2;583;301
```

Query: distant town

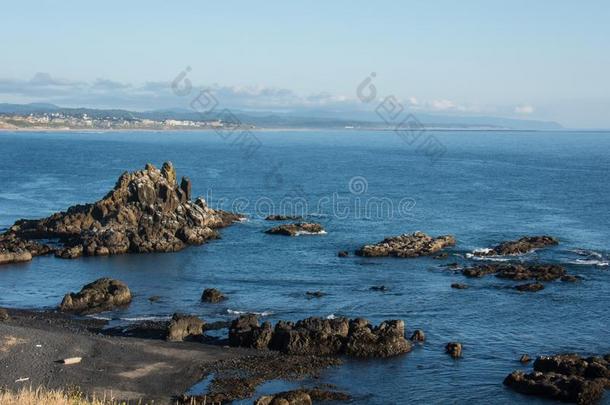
0;111;250;131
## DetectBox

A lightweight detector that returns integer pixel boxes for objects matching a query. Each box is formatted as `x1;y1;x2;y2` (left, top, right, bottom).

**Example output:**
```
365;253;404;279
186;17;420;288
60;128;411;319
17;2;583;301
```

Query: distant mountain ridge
0;103;563;130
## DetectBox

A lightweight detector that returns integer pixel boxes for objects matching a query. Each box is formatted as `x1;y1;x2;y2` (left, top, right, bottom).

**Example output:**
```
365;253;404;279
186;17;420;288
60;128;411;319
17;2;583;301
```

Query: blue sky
1;0;609;127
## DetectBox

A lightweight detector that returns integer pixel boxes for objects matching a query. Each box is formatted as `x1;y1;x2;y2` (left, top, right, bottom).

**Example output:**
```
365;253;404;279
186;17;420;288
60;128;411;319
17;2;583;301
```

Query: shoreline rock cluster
228;315;412;358
355;232;455;258
504;353;610;404
460;263;577;292
0;162;240;265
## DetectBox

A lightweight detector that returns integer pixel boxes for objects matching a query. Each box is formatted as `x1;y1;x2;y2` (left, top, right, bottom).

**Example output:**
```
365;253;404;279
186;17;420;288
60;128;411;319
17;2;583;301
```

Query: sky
0;0;609;128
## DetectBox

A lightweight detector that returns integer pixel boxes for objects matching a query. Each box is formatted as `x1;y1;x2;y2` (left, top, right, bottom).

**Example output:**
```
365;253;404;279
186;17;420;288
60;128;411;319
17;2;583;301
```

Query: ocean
1;129;609;404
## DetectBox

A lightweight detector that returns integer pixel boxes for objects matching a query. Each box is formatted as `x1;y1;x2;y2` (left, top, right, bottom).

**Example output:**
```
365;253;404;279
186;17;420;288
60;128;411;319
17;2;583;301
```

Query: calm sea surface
1;130;609;404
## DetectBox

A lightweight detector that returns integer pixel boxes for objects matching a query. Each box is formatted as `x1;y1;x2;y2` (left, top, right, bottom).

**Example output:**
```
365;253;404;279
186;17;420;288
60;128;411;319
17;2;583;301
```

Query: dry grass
0;386;128;405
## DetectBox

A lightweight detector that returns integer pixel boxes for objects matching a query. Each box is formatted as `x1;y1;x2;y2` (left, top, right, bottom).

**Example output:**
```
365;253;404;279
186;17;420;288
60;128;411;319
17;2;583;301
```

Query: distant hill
0;103;563;130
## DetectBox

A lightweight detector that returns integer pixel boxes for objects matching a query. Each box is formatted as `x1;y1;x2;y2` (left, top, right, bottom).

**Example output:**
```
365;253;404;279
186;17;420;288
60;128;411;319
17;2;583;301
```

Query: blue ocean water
1;130;609;404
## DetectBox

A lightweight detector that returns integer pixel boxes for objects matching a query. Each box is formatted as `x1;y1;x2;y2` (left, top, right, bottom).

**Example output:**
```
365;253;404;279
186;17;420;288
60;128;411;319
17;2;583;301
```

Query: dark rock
230;316;411;358
0;308;9;321
355;232;455;258
166;313;205;341
201;288;226;303
520;354;531;363
410;329;426;342
473;235;558;257
337;250;349;258
504;353;610;404
462;263;567;281
433;252;449;259
0;162;240;265
254;388;351;405
562;275;580;282
344;319;412;358
451;283;469;289
515;282;545;292
229;314;274;349
148;295;161;302
305;291;325;298
446;342;462;358
59;278;132;314
265;223;325;236
265;214;304;221
504;371;605;404
370;285;388;292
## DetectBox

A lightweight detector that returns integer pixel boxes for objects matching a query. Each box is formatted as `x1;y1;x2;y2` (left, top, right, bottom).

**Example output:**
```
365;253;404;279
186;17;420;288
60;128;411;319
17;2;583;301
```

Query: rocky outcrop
462;263;567;281
166;313;205;341
201;288;226;303
254;388;351;405
0;162;240;265
265;223;325;236
0;234;53;265
473;236;558;257
265;215;304;221
355;232;455;258
59;278;132;314
229;315;411;358
504;353;610;404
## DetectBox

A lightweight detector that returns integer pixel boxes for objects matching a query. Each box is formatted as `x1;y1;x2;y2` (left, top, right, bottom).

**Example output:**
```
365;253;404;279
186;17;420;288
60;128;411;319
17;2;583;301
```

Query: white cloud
514;104;534;114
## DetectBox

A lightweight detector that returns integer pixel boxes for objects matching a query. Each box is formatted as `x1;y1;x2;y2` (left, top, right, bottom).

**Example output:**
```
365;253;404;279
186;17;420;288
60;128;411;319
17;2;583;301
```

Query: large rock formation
59;278;132;314
229;315;412;358
0;162;240;264
355;232;455;258
473;235;558;257
265;223;325;236
201;288;226;303
504;353;610;404
254;388;351;405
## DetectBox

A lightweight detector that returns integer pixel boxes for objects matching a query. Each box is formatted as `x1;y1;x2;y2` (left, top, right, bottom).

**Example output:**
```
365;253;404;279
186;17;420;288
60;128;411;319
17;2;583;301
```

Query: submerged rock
473;235;558;257
504;353;610;404
337;250;349;258
201;288;226;303
462;263;567;281
265;214;304;221
370;285;389;292
0;162;240;265
305;291;325;298
451;283;469;289
410;329;426;342
446;342;462;358
515;282;545;292
229;315;412;358
166;313;205;341
59;278;132;314
355;232;455;258
265;223;325;236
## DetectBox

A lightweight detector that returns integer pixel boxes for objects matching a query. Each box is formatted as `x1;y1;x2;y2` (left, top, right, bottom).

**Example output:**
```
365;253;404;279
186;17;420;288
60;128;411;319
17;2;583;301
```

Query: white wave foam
326;314;336;320
569;249;603;259
120;316;172;322
226;309;273;317
568;259;609;267
294;230;327;236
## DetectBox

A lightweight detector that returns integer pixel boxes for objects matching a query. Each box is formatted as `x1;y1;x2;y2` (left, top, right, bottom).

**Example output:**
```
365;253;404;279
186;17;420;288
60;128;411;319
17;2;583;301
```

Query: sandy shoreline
0;308;341;404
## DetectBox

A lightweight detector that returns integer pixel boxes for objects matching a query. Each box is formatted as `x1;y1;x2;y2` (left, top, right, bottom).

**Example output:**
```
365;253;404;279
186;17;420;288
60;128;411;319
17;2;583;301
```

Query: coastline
0;307;341;404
